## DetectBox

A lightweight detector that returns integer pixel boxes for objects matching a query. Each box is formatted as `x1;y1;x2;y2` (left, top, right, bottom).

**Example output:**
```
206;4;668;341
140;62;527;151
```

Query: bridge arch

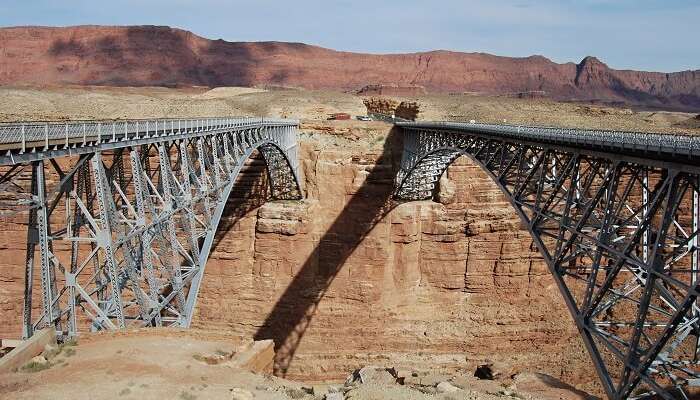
3;118;303;342
394;122;700;400
184;137;303;325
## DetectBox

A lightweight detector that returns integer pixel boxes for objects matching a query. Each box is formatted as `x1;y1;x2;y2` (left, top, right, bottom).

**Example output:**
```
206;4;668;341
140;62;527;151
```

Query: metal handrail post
21;124;26;153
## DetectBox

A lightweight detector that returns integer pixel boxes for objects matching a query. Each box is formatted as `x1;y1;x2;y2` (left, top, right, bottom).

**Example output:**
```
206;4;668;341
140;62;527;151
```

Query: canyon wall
192;126;598;393
0;26;699;111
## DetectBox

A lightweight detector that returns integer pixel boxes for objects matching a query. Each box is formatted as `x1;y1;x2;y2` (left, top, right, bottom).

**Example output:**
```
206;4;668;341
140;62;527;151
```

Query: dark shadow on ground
533;373;601;400
253;126;403;376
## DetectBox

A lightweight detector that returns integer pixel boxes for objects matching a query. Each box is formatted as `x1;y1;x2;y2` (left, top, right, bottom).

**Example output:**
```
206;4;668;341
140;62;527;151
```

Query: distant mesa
0;25;698;111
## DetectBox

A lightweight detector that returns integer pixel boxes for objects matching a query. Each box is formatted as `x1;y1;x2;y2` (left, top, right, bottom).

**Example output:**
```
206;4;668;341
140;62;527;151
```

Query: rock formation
395;102;421;120
189;127;598;393
363;98;421;120
0;25;699;111
363;98;400;116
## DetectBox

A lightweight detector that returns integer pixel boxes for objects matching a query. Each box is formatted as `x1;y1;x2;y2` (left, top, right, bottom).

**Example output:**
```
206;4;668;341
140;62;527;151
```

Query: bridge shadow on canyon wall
209;152;271;252
254;127;403;376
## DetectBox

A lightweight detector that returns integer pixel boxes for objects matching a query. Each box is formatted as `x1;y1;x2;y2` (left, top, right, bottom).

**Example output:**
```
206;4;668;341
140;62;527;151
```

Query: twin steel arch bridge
0;117;302;342
3;116;700;399
394;121;700;400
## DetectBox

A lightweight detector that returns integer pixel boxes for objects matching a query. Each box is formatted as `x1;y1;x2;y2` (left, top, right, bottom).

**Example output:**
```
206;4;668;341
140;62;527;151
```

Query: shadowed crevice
253;127;403;376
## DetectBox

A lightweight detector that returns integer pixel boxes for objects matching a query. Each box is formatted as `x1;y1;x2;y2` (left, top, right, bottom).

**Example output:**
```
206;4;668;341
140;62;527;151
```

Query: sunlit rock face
1;26;699;110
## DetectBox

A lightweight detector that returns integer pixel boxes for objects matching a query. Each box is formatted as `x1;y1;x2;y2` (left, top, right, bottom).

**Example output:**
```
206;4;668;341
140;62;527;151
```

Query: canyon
193;124;592;391
0;86;699;398
0;25;699;111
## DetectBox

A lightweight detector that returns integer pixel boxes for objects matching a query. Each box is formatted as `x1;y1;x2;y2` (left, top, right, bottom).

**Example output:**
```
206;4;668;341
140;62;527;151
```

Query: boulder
30;355;48;364
436;381;462;393
230;388;254;400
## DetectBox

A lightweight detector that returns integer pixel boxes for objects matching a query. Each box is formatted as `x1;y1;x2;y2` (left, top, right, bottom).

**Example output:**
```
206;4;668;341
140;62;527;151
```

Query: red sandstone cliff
0;25;698;111
188;127;594;391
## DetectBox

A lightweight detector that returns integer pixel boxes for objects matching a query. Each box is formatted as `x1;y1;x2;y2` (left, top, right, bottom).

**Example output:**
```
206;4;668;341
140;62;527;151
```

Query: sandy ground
0;330;597;400
0;86;698;136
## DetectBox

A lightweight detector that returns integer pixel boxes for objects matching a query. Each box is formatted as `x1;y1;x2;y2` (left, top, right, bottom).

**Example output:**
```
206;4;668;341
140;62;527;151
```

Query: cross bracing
0;117;303;340
394;121;700;400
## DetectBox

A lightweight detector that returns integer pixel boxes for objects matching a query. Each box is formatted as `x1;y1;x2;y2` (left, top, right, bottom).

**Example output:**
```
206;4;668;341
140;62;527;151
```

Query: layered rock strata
0;26;699;110
192;127;597;393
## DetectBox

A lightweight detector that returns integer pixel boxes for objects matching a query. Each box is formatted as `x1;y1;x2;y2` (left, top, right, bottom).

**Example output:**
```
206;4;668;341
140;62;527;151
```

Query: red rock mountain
1;25;698;111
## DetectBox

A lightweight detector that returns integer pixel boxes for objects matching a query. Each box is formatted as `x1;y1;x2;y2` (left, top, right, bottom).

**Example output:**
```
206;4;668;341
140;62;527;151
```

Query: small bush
179;391;197;400
285;388;307;399
21;361;52;373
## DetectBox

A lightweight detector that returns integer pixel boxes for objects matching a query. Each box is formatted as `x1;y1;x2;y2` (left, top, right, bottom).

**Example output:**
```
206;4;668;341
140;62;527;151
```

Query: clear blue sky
1;0;698;72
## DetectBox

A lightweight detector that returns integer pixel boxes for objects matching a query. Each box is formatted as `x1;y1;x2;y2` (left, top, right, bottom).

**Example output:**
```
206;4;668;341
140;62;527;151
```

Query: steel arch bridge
394;121;700;400
0;117;302;341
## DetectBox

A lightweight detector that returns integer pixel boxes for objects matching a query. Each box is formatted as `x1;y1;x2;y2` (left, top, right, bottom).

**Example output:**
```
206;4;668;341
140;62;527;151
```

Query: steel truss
0;117;302;340
395;123;700;400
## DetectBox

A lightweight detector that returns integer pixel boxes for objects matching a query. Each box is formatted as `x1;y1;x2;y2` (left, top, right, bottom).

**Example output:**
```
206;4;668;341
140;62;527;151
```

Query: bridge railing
398;121;700;162
0;117;298;164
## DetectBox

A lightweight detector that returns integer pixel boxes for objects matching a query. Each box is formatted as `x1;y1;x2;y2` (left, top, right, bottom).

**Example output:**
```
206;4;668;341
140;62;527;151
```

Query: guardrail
397;121;700;163
0;117;299;165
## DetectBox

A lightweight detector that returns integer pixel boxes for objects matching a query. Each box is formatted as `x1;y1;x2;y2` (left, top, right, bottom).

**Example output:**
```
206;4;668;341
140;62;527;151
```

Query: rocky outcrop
363;98;421;120
0;26;699;111
363;98;400;116
395;102;421;120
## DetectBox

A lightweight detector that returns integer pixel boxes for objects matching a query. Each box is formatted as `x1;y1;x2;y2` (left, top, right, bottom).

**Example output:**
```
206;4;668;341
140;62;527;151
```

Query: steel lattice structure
0;117;302;340
394;122;700;400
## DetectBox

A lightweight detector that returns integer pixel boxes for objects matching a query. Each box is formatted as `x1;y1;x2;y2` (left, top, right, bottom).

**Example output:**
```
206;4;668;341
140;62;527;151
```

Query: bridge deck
398;121;700;165
0;117;298;165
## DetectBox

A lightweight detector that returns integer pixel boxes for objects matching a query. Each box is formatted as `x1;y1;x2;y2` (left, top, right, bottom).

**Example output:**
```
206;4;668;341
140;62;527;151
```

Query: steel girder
395;125;700;400
1;118;302;340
